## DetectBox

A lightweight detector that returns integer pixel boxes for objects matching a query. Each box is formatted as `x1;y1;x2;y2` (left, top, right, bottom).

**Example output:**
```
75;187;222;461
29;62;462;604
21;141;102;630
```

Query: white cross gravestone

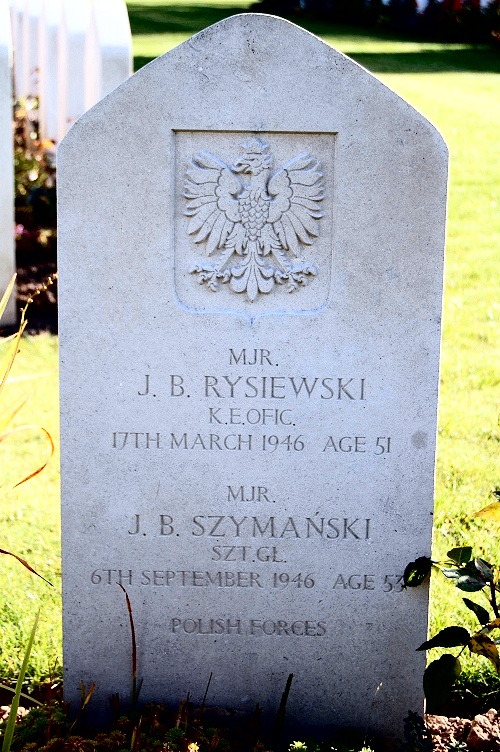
0;0;16;325
59;15;447;738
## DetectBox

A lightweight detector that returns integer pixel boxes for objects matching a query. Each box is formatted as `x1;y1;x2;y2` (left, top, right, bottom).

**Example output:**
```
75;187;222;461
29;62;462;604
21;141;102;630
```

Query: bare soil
427;709;500;751
15;239;58;333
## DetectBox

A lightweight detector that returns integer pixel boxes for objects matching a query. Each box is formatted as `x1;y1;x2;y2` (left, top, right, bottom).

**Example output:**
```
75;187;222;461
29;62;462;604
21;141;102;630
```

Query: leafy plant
14;99;56;230
405;490;500;709
398;711;433;752
13;100;58;330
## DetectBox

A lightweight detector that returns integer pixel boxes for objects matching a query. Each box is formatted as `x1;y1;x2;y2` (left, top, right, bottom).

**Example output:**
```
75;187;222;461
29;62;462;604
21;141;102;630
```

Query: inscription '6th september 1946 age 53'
88;569;404;593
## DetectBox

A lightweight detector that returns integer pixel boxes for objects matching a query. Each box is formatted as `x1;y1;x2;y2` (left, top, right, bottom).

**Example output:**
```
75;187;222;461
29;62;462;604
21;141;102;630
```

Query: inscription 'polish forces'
185;138;324;301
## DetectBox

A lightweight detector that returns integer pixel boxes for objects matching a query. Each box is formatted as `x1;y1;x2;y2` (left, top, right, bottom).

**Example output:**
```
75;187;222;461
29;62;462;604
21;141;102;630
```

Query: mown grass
0;334;61;687
1;0;499;697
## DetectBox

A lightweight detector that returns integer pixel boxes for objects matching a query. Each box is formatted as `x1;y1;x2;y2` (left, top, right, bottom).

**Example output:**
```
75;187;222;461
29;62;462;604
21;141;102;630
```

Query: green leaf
403;556;432;588
474;558;494;581
2;609;40;752
417;626;470;651
441;568;460;579
423;654;461;710
447;547;472;565
463;598;491;627
463;560;482;576
456;575;485;592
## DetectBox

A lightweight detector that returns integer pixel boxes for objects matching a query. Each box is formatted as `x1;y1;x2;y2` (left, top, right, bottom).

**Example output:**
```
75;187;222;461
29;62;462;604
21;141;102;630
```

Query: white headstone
59;15;447;739
85;0;132;110
0;0;16;325
9;0;25;100
57;0;91;140
22;0;41;97
38;0;63;142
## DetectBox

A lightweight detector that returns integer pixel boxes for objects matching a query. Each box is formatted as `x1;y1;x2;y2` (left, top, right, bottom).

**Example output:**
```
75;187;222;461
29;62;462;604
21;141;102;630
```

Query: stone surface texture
58;14;447;738
0;0;16;324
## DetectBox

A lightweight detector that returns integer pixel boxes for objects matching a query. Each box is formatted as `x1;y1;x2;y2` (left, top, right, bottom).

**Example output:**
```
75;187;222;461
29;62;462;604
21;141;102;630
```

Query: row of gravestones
0;0;132;325
10;0;132;142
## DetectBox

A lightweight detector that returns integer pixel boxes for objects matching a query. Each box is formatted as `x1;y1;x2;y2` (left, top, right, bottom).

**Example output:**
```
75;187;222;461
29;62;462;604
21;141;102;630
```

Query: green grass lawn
0;334;61;685
1;1;499;696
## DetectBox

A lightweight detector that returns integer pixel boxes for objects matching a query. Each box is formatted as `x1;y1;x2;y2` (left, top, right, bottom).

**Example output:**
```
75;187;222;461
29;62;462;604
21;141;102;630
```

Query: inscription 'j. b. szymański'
184;138;324;302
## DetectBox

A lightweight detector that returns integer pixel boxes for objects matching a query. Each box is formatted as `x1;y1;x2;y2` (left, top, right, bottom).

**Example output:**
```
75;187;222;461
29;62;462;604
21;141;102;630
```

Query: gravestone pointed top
63;12;445;147
59;13;447;739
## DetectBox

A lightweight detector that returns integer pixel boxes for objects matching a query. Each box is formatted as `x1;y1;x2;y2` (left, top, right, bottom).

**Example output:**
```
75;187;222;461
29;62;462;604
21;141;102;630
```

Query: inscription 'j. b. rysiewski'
185;138;324;302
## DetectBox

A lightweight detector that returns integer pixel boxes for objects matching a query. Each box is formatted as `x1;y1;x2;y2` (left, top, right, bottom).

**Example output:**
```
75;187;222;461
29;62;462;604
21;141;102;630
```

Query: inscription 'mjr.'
229;349;273;366
228;485;272;502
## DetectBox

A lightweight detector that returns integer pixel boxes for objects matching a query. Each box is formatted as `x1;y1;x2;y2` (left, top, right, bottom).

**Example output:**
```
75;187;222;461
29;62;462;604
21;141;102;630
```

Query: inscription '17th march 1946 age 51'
184;137;324;302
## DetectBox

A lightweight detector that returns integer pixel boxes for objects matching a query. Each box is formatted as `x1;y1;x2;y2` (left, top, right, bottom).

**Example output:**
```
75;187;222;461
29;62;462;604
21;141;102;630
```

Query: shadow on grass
348;48;500;73
136;47;500;74
128;3;249;37
130;5;500;73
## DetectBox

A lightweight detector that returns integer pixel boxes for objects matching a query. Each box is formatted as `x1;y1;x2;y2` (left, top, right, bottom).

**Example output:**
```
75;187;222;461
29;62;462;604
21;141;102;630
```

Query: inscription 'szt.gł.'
184;138;324;302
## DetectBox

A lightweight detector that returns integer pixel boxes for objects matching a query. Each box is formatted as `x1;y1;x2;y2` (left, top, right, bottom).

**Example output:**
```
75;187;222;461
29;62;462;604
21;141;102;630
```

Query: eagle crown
232;138;272;178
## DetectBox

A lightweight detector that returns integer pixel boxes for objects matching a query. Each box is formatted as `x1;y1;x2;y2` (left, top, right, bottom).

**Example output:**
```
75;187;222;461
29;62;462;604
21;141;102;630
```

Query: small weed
405;491;500;712
398;712;433;752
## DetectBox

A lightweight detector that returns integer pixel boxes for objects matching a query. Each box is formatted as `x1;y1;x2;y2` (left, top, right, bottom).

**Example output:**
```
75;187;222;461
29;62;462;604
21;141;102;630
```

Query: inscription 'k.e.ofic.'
184;138;324;302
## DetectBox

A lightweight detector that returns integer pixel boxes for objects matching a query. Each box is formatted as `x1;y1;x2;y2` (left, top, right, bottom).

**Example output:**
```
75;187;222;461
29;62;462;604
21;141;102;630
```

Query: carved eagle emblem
184;138;324;302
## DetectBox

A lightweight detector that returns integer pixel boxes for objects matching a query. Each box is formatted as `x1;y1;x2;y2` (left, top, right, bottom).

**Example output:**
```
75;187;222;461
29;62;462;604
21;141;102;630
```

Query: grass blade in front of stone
118;584;142;708
68;681;96;736
1;609;40;752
